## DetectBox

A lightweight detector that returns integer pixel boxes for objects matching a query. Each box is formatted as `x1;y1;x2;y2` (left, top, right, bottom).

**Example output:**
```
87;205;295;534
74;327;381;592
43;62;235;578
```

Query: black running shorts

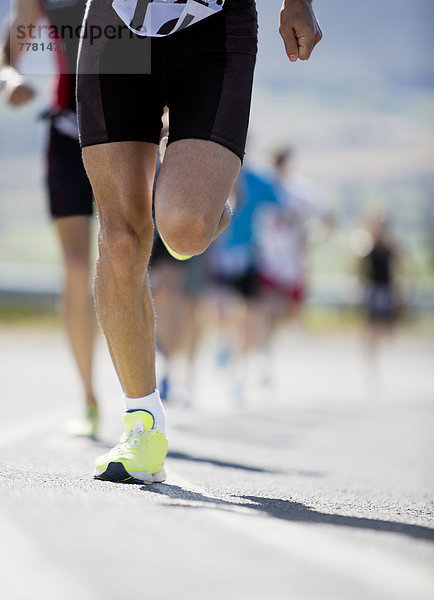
77;0;257;162
47;125;94;218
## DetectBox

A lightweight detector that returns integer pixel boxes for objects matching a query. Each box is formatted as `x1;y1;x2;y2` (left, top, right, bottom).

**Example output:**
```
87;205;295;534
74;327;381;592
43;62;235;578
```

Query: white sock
123;390;166;434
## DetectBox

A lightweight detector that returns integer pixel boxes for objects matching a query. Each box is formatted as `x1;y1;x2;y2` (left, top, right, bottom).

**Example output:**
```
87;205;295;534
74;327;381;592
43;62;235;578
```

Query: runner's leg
55;215;96;406
82;141;158;399
155;139;240;257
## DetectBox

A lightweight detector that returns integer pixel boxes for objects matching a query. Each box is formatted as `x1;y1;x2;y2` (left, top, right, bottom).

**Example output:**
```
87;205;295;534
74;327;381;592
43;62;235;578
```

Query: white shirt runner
112;0;225;37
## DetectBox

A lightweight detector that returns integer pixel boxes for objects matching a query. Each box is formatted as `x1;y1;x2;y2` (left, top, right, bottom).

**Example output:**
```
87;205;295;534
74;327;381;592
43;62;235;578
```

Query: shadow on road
167;451;276;474
167;450;323;477
148;484;434;542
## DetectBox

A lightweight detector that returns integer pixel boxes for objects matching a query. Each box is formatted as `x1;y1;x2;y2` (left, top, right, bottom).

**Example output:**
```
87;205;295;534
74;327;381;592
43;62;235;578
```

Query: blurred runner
152;241;208;404
75;0;322;484
208;166;277;399
1;0;99;437
359;215;404;358
255;147;331;326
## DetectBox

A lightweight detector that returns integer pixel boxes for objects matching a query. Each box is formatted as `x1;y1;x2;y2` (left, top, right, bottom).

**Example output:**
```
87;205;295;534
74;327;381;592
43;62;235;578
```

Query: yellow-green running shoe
94;410;167;484
160;235;193;261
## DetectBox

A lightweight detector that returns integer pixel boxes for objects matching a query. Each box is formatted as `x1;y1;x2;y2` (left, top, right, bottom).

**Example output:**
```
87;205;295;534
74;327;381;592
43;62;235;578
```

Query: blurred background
1;0;433;408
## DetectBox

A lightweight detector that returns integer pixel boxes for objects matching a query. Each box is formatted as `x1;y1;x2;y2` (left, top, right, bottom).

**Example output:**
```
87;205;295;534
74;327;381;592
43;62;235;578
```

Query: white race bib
112;0;225;37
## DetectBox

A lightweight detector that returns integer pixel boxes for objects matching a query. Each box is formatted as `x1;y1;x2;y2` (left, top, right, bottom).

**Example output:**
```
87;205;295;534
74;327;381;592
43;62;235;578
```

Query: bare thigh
155;139;241;254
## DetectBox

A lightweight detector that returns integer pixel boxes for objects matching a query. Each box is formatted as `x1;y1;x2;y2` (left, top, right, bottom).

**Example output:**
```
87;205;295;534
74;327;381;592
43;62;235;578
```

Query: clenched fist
279;0;322;62
1;67;35;106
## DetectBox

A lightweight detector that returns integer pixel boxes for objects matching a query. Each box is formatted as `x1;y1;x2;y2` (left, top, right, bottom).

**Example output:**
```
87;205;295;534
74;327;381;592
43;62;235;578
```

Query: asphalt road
0;326;433;600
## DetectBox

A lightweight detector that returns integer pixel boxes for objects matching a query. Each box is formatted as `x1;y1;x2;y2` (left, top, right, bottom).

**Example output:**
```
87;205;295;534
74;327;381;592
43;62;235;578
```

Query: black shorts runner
215;269;259;299
47;124;94;218
77;0;257;162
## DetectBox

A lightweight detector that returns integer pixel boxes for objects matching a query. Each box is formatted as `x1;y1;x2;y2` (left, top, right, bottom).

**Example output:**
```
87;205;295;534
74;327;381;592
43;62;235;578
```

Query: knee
99;218;154;273
156;208;214;257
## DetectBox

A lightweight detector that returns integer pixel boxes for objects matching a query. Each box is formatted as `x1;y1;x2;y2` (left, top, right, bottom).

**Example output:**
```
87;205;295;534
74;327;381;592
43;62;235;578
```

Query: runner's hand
279;0;322;62
2;68;35;106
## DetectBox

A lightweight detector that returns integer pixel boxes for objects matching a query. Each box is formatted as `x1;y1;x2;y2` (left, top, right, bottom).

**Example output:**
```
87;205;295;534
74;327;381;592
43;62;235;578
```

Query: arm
279;0;322;62
0;0;40;106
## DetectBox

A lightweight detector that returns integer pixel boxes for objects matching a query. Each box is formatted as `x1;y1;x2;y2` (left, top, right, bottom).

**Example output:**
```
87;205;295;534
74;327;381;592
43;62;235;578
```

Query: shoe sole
94;462;166;484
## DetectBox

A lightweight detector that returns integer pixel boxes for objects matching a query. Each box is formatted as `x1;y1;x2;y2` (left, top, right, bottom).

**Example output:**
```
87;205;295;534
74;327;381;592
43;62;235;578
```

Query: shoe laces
119;422;152;450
